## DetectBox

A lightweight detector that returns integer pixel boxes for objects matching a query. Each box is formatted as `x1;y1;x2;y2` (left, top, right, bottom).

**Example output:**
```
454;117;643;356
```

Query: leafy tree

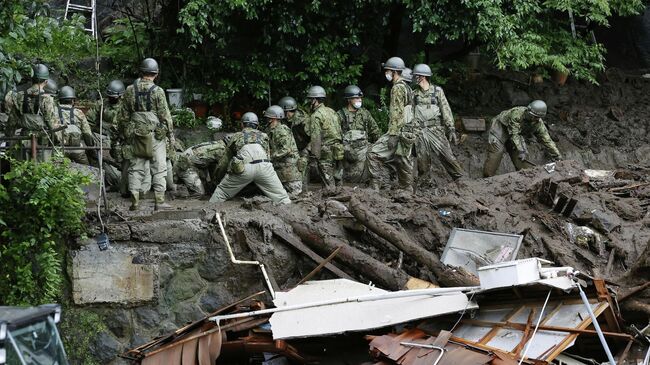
0;157;91;305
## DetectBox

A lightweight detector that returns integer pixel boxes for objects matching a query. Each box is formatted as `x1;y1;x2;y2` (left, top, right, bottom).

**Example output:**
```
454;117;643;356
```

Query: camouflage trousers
284;181;303;197
209;161;290;204
483;133;534;177
121;159;151;195
415;127;464;181
367;134;414;190
128;137;167;193
343;144;369;184
318;158;343;189
176;166;205;196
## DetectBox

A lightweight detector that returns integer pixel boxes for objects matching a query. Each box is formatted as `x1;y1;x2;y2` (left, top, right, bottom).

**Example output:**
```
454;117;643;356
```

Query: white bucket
166;88;184;109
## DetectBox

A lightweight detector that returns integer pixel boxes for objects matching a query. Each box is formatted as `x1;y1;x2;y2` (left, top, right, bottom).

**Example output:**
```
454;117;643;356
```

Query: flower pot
166;88;184;109
531;73;544;84
552;70;569;86
190;101;209;118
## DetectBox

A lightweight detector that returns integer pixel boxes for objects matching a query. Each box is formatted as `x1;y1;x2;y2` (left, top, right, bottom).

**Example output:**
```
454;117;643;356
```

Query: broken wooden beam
288;221;435;290
273;229;353;281
348;196;479;287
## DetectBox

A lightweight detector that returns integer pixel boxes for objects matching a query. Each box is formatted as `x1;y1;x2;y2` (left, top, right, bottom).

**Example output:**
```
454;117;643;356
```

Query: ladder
64;0;98;39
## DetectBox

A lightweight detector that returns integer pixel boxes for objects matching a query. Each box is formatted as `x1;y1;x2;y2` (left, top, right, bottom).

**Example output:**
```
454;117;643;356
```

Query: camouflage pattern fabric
56;103;94;165
310;103;344;188
269;122;301;185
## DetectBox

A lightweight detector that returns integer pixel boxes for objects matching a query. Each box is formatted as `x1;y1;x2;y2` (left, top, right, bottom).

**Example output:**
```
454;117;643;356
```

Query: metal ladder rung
68;4;93;11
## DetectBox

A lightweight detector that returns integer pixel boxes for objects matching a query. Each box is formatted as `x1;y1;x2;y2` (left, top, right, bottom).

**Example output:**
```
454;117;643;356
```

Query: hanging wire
93;13;106;234
517;289;552;365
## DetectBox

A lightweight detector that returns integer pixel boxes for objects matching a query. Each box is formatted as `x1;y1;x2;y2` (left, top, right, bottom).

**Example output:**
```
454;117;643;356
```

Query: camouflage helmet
241;112;259;127
412;64;433;77
140;58;159;74
306;85;326;98
263;105;285;120
527;100;547;118
383;57;405;71
343;85;363;99
58;86;76;101
106;80;125;97
33;64;49;81
44;79;59;95
401;68;413;83
278;96;297;111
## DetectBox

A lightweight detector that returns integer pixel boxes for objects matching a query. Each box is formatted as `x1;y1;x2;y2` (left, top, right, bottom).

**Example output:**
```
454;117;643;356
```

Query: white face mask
353;101;362;109
385;71;393;82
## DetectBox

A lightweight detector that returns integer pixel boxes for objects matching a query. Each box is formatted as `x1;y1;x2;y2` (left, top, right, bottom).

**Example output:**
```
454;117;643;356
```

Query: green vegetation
0;157;91;305
59;308;106;365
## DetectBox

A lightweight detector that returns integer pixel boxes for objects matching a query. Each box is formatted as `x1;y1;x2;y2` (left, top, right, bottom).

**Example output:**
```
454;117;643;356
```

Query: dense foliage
0;157;91;305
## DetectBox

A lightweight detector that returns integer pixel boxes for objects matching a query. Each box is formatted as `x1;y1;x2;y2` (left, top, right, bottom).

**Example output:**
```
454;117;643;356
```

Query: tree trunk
348;197;479;287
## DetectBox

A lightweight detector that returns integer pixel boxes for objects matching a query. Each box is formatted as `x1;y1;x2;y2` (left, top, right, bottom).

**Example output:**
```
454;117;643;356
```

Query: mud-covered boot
154;192;171;211
129;191;140;211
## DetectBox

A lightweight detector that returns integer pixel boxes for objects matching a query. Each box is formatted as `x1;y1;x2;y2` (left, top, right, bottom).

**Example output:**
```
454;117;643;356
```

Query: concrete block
72;249;157;305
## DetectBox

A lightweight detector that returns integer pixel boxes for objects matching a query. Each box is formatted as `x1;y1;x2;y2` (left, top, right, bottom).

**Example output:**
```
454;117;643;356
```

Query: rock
164;269;205;304
107;223;131;241
134;307;161;328
173;301;206;326
591;210;622;233
130;219;210;243
102;308;131;338
90;331;123;365
198;286;236;313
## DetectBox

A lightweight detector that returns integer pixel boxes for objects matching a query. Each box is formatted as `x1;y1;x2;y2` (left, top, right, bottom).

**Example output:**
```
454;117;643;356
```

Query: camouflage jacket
215;127;270;182
6;85;58;137
337;107;380;143
116;78;173;143
412;85;455;133
288;108;311;151
269;122;301;182
310;104;342;148
86;99;122;138
56;103;94;147
493;106;562;159
176;140;226;172
387;79;412;135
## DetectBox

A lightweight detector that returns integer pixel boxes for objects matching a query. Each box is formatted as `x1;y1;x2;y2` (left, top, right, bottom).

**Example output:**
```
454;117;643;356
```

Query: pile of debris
115;160;649;364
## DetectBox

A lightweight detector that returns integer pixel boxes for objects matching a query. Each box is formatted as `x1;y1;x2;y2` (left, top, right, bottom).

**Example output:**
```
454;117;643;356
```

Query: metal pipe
215;212;276;299
210;285;478;323
400;342;445;365
30;134;37;160
576;280;617;365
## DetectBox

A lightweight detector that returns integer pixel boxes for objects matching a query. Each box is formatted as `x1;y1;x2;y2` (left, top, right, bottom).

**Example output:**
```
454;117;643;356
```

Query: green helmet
343;85;363;99
33;64;49;81
383;57;405;71
140;58;159;74
106;80;125;97
44;79;59;95
306;85;326;98
412;64;432;77
58;86;76;101
402;68;413;83
278;96;297;111
263;105;285;119
241;112;259;127
527;100;547;118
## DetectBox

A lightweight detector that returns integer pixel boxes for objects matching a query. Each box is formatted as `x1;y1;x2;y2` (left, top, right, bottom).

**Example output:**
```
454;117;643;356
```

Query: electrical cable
517;289;552;365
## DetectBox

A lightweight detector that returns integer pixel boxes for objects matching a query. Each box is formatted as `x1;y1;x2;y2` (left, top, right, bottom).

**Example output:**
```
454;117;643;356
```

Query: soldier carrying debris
483;100;562;177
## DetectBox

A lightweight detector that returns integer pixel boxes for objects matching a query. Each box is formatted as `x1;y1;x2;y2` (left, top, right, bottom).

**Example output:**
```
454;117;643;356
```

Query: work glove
448;131;458;145
518;151;527;161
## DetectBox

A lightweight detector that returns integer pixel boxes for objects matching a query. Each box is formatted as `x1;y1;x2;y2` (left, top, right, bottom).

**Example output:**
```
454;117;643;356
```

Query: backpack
129;79;159;158
412;86;441;128
58;106;82;146
20;91;46;131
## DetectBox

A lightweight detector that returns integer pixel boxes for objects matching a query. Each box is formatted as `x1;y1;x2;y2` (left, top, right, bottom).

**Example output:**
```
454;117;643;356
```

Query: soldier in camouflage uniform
483;100;562;177
56;86;95;165
306;85;344;190
86;80;126;189
279;96;311;189
264;105;302;195
411;64;465;181
209;112;290;204
367;57;415;191
116;58;175;210
174;139;227;196
337;85;380;183
5;64;59;161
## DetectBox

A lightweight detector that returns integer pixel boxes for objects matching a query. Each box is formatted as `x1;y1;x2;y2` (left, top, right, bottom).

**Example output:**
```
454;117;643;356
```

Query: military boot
129;191;140;211
154;192;171;211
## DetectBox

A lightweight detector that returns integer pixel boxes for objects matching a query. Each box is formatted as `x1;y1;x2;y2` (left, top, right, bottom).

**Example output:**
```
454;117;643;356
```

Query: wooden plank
273;229;353;280
593;279;621;332
461;318;632;339
544;302;609;361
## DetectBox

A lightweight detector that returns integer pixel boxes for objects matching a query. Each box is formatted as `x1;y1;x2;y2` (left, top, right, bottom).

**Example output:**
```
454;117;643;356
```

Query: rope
93;14;106;234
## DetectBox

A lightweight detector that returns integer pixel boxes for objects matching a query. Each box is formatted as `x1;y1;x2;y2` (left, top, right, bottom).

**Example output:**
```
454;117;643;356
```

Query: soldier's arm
505;111;526;152
365;110;380;143
154;88;174;139
309;114;322;158
437;88;455;133
534;120;562;160
78;111;95;146
42;97;62;144
114;91;132;145
86;102;99;129
387;84;407;135
272;127;293;160
214;139;236;183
